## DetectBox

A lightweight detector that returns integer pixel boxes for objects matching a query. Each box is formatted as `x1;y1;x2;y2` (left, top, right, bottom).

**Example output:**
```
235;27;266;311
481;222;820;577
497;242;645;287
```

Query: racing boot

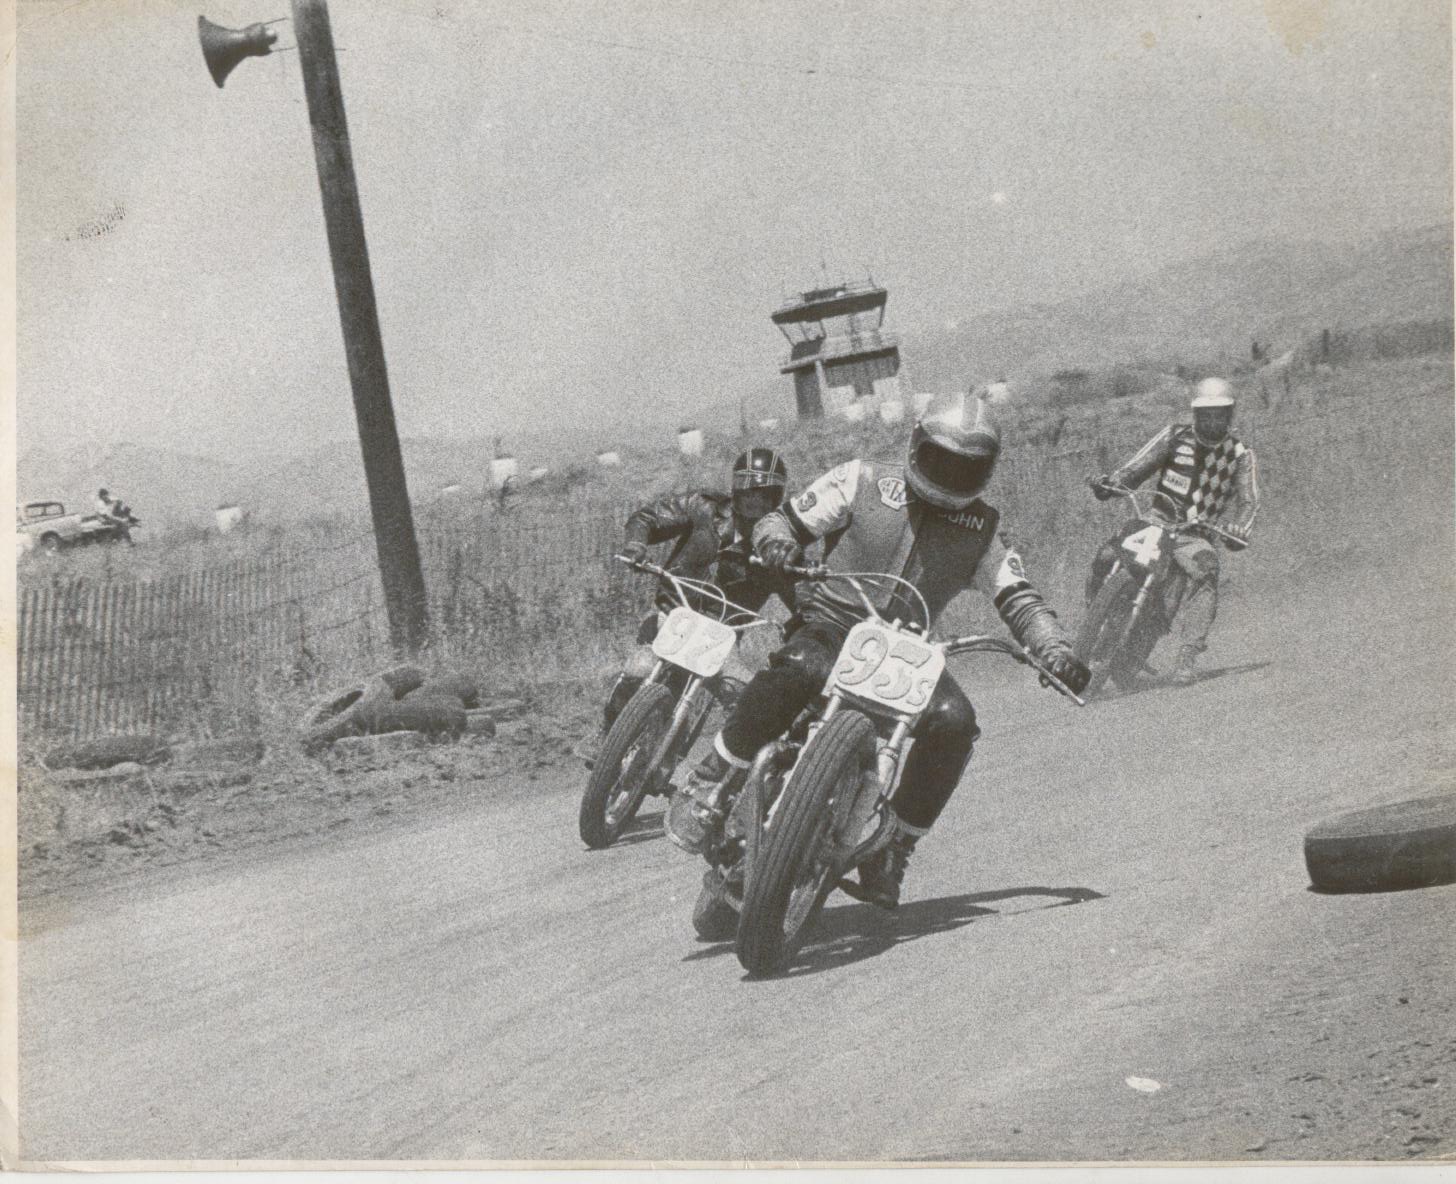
845;827;919;911
665;744;746;855
1170;645;1200;686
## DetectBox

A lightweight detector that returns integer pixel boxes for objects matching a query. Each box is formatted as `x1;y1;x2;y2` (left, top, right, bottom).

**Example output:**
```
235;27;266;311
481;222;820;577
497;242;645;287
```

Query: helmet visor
732;485;783;522
1193;406;1233;440
914;440;994;497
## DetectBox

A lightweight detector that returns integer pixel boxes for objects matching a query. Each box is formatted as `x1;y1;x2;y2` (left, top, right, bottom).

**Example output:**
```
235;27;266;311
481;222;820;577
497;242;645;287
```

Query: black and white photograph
5;0;1454;1170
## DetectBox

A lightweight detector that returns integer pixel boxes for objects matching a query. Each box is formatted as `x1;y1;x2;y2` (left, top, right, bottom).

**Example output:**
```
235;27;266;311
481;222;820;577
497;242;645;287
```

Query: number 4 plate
831;620;945;715
652;607;737;678
1121;524;1164;566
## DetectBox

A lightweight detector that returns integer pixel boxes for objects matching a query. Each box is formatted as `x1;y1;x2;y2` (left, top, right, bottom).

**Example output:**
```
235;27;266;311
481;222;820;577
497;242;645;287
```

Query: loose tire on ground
1304;793;1456;893
407;670;480;709
298;677;394;750
43;735;171;771
736;711;877;976
362;694;467;740
1075;569;1141;697
375;664;428;698
693;873;740;943
578;683;674;849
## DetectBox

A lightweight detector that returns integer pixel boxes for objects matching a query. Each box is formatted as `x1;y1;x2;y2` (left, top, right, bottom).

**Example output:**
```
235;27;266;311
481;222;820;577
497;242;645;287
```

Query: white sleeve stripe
1243;449;1260;528
1124;427;1169;471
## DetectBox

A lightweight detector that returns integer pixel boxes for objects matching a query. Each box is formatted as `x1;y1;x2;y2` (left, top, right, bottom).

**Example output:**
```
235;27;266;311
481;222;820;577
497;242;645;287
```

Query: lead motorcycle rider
668;390;1091;910
1086;376;1260;686
586;447;795;764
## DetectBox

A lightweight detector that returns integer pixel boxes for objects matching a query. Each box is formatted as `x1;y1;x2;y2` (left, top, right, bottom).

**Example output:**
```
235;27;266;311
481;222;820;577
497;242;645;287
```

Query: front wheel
1075;569;1142;697
735;711;878;976
578;682;675;848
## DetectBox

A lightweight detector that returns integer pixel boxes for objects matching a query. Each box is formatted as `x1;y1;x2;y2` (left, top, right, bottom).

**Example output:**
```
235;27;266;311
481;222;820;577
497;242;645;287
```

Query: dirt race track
18;524;1456;1164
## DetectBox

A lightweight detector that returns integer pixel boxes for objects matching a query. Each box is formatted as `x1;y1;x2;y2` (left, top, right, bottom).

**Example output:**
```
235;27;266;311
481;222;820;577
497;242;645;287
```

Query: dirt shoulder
18;701;593;903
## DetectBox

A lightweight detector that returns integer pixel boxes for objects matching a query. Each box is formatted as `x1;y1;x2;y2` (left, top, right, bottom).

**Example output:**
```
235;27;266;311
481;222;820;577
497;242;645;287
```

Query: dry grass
16;354;1453;757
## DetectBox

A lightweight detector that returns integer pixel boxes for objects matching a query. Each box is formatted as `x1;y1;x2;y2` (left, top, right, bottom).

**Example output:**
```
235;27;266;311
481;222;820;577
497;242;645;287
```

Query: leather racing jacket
623;490;795;615
1110;424;1260;535
752;459;1074;662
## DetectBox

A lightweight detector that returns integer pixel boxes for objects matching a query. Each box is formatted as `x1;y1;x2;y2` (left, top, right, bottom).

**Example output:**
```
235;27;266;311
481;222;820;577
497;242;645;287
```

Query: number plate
651;607;737;677
1121;524;1165;567
830;620;944;716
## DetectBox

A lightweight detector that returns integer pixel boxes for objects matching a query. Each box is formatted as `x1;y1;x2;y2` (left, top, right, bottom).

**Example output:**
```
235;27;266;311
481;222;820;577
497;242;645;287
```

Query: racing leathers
714;458;1078;834
600;490;794;736
1088;424;1260;657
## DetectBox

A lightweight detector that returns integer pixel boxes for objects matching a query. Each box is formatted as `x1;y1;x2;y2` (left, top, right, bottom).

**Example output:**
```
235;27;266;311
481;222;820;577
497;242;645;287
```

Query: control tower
771;279;901;419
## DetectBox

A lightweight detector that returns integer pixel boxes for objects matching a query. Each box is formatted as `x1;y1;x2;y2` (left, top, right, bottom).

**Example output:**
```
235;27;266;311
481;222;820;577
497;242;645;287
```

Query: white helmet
1190;376;1235;409
1190;377;1235;445
905;390;1001;512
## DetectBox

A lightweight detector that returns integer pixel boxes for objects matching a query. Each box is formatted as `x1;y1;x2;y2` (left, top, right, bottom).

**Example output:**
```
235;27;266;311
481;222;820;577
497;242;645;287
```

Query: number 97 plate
651;607;738;678
831;621;945;715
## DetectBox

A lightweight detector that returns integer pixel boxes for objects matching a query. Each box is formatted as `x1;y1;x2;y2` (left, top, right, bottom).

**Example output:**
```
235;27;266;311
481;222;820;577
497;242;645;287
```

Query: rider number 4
1121;524;1165;567
832;620;946;713
652;607;738;678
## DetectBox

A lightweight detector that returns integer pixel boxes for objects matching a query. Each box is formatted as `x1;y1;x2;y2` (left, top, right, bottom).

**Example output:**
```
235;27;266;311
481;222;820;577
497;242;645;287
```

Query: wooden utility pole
292;0;428;652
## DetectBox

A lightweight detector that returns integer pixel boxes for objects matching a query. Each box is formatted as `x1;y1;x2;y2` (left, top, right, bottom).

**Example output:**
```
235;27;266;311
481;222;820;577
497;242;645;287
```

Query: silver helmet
905;390;1001;512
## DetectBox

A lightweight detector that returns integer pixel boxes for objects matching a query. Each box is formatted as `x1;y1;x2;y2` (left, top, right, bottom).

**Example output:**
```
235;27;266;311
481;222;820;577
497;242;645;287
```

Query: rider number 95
832;622;944;712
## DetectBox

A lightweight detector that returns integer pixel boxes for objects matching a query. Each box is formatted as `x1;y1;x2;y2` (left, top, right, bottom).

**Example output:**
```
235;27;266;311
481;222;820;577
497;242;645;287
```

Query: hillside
19;221;1450;533
906;221;1452;388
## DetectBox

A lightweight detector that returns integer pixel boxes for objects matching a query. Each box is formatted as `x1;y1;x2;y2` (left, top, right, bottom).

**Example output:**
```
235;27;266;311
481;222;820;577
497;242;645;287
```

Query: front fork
649;663;711;789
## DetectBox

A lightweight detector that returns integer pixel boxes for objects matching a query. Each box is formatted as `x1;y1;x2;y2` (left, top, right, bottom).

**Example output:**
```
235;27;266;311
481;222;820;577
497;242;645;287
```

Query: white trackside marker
1125;1077;1164;1093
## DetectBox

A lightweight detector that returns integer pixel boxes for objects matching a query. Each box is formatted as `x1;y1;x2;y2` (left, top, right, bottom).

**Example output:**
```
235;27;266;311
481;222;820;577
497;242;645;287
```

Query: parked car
16;500;137;554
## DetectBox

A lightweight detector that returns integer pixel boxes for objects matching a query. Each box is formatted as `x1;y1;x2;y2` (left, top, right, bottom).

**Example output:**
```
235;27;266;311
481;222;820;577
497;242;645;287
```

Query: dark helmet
731;446;788;522
906;390;1001;512
98;488;110;498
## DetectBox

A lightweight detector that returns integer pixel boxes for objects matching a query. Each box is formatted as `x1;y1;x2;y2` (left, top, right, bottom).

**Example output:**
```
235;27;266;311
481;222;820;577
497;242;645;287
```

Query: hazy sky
16;0;1452;458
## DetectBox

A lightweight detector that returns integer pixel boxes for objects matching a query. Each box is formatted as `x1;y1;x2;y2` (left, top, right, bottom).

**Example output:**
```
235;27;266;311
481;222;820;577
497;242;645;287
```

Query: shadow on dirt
1100;660;1273;701
683;885;1105;979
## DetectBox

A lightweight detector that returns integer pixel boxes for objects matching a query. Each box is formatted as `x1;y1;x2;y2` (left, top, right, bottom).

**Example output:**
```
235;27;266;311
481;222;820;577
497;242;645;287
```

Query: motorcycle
1075;483;1248;697
577;556;774;849
685;564;1086;976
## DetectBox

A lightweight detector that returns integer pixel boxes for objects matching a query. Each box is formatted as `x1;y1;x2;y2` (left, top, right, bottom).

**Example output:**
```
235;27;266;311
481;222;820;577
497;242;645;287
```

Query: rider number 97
652;607;737;678
832;622;944;712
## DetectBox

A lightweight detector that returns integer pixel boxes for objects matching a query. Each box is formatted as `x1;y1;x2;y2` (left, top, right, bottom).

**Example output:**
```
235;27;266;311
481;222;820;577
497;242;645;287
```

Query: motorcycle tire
692;871;740;942
1075;569;1141;697
578;682;675;849
735;710;877;976
1111;611;1162;692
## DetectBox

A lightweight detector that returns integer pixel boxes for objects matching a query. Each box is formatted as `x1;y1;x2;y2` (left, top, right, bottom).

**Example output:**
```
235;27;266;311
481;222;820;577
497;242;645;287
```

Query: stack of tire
299;665;484;751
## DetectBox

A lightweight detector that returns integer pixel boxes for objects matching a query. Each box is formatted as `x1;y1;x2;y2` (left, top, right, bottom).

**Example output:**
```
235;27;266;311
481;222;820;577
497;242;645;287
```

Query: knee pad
1191;550;1220;580
768;641;833;692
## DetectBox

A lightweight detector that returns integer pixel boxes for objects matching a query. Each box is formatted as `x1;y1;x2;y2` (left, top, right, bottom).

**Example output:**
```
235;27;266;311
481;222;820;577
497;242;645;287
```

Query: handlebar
1091;480;1249;550
943;634;1086;706
614;555;771;628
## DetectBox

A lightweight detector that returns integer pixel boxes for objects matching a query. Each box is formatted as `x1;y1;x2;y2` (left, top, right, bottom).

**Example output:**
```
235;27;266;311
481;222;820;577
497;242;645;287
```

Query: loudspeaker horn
198;15;280;88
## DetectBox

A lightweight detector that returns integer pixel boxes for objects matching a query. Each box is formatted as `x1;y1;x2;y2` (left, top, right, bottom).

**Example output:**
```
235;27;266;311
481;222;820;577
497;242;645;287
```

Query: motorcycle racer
668;390;1091;910
1086;376;1260;685
587;447;795;763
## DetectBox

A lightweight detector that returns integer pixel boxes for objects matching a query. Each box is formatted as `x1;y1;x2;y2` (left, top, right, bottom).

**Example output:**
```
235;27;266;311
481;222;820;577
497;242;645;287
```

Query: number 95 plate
831;620;945;715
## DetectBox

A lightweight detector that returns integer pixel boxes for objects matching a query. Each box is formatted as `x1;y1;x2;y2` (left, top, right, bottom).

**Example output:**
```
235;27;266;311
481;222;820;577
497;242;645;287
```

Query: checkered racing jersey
1109;424;1260;531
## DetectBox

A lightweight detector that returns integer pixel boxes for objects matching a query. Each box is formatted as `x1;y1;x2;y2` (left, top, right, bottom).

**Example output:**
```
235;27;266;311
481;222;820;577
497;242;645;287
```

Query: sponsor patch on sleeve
795;490;817;512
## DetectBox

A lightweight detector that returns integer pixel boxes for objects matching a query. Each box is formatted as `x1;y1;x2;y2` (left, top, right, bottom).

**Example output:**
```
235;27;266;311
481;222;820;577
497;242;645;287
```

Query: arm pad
995;585;1073;661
